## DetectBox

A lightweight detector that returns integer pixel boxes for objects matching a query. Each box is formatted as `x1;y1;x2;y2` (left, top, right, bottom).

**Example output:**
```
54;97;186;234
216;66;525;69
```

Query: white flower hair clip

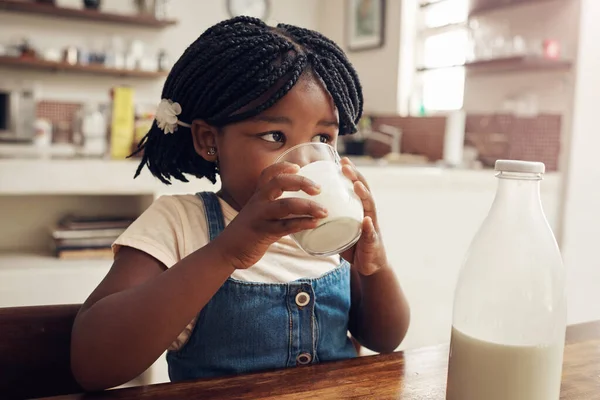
155;99;191;134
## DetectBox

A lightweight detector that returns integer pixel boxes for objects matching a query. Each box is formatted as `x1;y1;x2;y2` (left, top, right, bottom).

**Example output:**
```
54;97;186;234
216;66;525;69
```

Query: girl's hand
215;162;327;270
340;158;388;276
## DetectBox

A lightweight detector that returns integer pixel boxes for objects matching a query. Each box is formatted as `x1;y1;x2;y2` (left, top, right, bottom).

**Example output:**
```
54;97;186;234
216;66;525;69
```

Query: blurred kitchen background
0;0;598;385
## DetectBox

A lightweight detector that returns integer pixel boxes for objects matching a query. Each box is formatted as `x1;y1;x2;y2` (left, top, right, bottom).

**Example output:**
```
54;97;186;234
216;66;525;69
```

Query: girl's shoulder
112;193;211;267
153;192;203;207
150;193;207;220
153;192;237;223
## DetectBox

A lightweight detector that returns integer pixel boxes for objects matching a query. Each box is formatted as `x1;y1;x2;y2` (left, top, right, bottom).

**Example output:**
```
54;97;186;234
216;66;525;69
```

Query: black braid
282;25;363;128
213;54;303;121
133;16;363;184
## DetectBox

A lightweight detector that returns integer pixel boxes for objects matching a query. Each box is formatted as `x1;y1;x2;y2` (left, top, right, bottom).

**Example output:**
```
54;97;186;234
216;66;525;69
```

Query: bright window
423;0;468;28
423;30;468;68
422;69;465;111
419;0;469;111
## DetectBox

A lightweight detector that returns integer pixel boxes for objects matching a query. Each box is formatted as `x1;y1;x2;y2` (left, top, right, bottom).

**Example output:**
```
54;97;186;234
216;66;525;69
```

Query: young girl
70;17;410;390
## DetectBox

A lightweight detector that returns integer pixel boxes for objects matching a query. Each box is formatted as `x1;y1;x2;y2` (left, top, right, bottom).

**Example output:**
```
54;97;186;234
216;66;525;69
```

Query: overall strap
196;192;226;241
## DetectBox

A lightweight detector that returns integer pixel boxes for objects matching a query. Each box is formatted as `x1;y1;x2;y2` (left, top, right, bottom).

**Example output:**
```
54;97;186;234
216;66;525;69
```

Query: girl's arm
349;263;410;354
71;162;324;391
71;243;234;391
340;158;410;353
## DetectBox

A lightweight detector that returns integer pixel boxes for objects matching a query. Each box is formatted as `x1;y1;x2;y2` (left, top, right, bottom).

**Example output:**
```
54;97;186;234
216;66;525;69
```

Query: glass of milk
275;142;364;256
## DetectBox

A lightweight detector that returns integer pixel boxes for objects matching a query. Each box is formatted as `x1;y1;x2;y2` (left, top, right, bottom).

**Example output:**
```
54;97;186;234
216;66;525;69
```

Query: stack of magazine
51;216;133;259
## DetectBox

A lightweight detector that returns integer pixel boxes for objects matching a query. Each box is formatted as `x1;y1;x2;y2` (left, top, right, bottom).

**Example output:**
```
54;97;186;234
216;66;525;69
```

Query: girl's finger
341;158;371;190
342;163;358;182
355;181;377;222
355;217;382;277
258;162;300;187
261;173;321;201
265;198;328;220
361;216;378;246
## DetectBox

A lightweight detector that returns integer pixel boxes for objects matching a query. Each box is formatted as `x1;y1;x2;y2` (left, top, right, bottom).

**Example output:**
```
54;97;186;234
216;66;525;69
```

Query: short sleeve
112;195;188;268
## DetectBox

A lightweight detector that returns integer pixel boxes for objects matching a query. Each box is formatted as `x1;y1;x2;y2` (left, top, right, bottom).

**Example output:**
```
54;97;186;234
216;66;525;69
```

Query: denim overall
166;192;357;381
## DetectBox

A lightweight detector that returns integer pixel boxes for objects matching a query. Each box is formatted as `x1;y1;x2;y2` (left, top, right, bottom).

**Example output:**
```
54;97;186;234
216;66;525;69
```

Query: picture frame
346;0;385;52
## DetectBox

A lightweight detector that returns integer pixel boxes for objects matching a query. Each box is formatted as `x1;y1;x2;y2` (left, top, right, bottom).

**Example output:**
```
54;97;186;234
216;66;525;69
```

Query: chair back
0;304;83;399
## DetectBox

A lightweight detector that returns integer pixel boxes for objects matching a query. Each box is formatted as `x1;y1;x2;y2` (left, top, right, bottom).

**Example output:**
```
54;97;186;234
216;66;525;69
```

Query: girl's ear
191;120;219;162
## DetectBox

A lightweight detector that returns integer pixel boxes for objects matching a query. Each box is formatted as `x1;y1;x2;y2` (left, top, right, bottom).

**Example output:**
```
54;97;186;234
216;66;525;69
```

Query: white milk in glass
282;160;363;256
446;328;563;400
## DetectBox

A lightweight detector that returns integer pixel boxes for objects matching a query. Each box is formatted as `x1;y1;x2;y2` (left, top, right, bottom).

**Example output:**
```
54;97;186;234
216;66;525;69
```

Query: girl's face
195;74;340;211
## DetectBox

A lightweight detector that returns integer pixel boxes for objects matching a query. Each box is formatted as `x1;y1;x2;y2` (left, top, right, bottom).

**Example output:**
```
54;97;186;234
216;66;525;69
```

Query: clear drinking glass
275;142;364;256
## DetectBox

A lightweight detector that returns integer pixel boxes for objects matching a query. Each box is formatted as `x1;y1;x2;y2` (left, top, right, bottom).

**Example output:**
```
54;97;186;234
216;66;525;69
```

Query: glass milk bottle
446;160;567;400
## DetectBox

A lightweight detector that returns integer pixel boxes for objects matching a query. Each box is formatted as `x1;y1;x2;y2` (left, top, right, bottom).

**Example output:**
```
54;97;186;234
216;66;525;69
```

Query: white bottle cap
495;159;545;174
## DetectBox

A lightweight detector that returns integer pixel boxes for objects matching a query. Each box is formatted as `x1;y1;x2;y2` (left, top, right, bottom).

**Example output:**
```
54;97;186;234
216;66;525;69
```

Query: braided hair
134;17;363;185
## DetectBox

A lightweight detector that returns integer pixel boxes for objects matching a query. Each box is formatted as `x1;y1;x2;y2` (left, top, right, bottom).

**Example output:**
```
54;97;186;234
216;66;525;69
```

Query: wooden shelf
420;0;562;16
419;22;467;36
417;56;572;74
0;0;177;28
466;56;572;73
419;0;448;8
0;56;169;78
469;0;562;17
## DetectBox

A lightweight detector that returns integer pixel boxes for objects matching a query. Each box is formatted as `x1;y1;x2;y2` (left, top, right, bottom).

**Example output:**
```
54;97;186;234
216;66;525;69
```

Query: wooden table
45;322;600;400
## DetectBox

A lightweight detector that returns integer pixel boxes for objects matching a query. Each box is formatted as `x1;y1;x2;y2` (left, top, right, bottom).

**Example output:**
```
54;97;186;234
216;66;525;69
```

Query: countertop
42;321;600;399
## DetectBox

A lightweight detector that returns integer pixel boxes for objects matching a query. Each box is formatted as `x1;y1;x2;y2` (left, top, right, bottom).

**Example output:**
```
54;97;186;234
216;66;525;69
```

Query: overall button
296;353;312;365
295;292;310;307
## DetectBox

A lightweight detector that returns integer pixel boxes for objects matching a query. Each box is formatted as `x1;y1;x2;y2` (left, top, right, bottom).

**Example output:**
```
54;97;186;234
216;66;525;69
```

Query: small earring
207;147;216;156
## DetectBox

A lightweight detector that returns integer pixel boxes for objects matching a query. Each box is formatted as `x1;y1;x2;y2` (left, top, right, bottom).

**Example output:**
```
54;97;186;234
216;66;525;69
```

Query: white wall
317;0;402;114
559;0;600;325
0;0;319;105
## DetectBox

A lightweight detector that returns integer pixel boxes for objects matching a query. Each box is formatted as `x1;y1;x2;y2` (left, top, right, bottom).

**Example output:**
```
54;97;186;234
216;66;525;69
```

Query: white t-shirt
112;193;340;349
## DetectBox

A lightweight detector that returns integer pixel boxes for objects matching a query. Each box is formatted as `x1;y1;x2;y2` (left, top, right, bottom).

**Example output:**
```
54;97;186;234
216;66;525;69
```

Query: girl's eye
312;134;331;144
260;132;285;143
